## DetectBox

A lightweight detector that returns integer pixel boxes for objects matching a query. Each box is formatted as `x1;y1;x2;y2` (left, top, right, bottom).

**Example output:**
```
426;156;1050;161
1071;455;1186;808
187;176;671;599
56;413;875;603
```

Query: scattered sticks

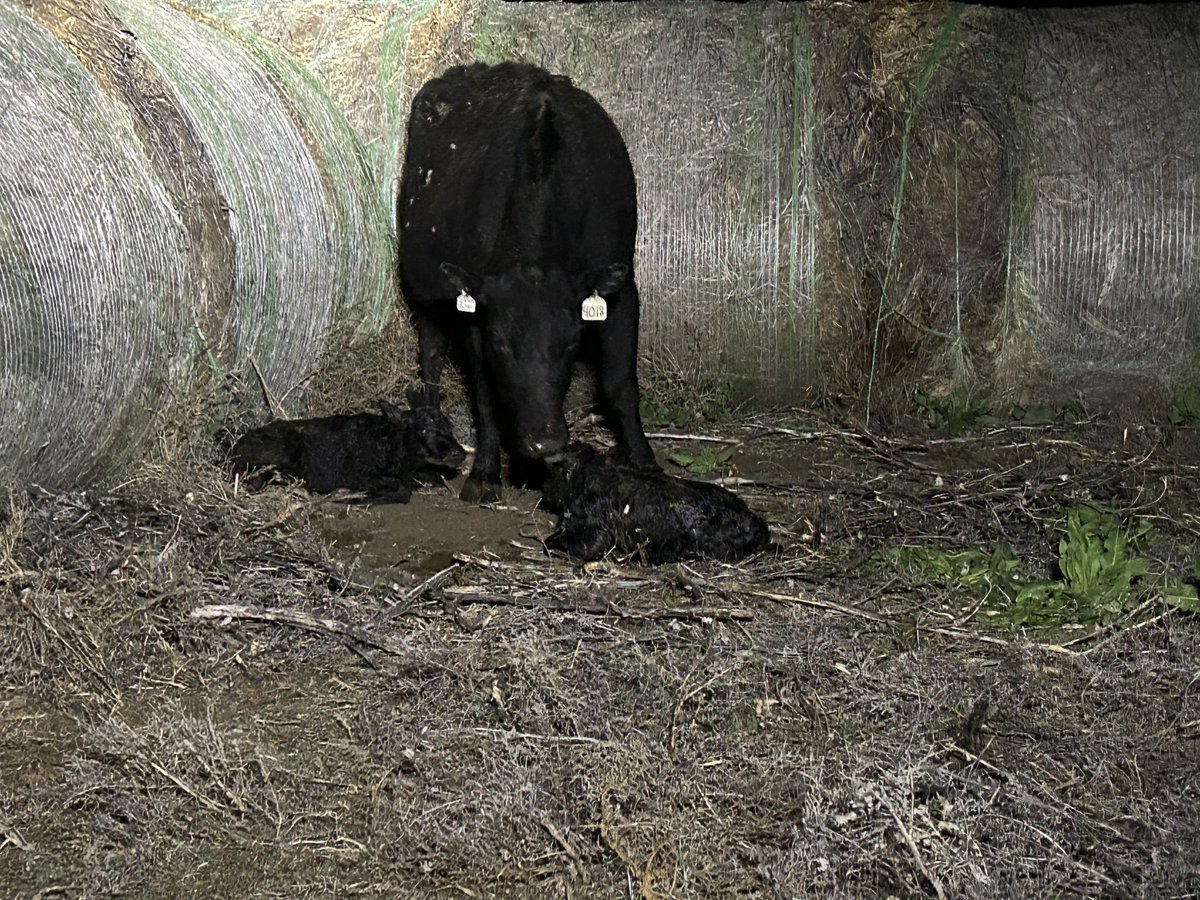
442;585;753;623
190;603;412;657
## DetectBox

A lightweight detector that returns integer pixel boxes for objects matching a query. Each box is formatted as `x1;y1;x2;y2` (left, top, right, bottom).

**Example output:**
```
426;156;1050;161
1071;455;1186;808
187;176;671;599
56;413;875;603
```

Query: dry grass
2;411;1198;897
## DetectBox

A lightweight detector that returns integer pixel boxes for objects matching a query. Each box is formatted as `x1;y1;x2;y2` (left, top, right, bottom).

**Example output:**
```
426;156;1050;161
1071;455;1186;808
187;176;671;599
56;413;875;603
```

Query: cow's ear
582;263;628;297
440;262;481;299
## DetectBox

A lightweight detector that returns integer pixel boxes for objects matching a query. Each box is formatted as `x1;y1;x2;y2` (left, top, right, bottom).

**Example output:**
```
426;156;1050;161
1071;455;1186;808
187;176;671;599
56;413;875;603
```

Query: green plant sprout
887;505;1196;629
668;444;737;475
1168;385;1200;425
914;389;993;436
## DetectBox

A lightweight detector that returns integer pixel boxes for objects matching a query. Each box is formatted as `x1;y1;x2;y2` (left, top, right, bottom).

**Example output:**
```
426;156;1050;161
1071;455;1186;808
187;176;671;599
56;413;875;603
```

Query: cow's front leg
598;282;657;470
413;312;450;409
461;333;502;503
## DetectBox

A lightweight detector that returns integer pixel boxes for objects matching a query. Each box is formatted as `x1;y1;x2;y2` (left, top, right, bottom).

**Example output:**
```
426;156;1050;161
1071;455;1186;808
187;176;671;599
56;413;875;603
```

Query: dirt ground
1;411;1198;898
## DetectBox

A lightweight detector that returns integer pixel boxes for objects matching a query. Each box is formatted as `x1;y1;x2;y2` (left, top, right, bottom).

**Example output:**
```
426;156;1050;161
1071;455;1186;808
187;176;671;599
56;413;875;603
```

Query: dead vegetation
2;412;1198;898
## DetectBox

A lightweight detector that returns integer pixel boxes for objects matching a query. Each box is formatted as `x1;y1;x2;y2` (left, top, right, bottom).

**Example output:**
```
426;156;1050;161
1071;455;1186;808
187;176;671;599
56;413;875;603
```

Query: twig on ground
540;816;585;879
190;603;412;657
724;582;889;623
463;727;616;747
1058;596;1167;653
369;561;462;626
442;586;753;622
645;431;737;444
0;819;33;852
884;798;947;900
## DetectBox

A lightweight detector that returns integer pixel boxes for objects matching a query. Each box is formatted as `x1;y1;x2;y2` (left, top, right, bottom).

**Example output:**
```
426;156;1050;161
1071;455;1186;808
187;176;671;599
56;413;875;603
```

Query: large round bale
106;0;394;396
0;0;393;491
0;1;189;490
182;0;481;219
999;6;1200;404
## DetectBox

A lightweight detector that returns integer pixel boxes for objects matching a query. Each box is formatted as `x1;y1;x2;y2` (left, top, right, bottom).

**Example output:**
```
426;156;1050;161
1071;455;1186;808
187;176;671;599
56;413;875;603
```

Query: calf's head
380;401;466;468
441;261;627;460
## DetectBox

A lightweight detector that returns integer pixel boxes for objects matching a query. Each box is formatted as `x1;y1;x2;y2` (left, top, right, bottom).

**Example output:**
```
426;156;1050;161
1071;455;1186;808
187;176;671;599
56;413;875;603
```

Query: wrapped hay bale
477;1;819;406
0;1;189;489
0;0;393;490
107;0;394;392
1001;6;1200;397
181;0;482;216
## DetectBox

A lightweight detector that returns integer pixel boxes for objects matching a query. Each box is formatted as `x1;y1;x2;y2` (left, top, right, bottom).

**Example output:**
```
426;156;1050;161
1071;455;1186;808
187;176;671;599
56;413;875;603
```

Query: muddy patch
315;478;553;579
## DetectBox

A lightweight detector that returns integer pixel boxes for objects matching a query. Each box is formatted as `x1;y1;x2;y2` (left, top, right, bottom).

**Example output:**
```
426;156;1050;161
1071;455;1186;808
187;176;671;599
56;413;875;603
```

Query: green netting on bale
477;1;818;406
110;0;371;401
0;2;189;490
182;0;481;222
0;0;397;491
1003;7;1200;387
199;11;395;342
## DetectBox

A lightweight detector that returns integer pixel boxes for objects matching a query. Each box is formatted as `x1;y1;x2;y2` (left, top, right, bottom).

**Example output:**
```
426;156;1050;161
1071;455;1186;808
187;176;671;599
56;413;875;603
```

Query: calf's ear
581;263;629;297
440;262;481;299
378;399;405;422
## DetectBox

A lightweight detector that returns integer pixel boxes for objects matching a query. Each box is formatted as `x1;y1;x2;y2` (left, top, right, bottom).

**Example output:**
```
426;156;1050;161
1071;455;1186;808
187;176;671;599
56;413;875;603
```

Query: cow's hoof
460;476;501;504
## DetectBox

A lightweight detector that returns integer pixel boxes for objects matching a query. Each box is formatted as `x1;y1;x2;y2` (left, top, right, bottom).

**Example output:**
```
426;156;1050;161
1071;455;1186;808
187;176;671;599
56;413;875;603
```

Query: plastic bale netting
1000;6;1200;397
107;0;395;402
0;0;394;491
181;0;483;221
0;1;189;490
476;1;819;407
172;3;397;345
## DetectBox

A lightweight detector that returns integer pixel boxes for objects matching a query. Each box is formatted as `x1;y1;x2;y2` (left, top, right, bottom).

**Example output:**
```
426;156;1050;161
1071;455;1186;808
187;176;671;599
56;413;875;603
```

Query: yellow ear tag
581;292;607;322
456;290;476;313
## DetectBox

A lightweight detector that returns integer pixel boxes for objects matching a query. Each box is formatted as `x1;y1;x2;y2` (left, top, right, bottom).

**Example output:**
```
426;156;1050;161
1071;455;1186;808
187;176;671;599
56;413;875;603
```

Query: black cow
541;443;771;565
398;61;656;503
229;401;465;501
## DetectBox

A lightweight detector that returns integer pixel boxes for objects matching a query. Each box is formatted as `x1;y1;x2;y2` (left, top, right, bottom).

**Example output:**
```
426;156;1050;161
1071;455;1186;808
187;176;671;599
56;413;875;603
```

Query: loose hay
0;0;393;491
2;413;1198;896
1001;7;1200;394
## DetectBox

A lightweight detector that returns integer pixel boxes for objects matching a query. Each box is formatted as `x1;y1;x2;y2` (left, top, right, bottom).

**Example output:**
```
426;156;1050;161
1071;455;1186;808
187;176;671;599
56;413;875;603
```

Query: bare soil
1;412;1198;898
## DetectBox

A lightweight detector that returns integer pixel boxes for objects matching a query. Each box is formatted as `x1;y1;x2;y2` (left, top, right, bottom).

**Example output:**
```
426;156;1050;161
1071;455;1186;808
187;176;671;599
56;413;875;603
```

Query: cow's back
398;62;637;304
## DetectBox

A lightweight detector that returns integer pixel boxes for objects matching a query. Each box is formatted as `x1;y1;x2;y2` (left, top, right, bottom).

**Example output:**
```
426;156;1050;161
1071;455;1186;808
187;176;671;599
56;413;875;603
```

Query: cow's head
440;261;627;460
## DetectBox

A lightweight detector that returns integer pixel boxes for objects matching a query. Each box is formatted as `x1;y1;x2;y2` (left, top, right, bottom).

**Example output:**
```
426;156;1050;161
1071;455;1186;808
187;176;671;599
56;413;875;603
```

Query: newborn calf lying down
541;443;770;564
229;401;465;501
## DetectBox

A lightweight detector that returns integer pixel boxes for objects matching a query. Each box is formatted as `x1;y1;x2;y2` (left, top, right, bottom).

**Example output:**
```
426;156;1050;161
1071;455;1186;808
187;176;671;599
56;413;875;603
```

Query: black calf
229;401;465;501
542;443;770;564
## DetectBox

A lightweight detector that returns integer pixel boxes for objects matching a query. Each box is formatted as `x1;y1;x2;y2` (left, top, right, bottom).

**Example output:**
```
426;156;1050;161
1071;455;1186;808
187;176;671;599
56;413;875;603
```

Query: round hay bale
0;0;393;491
1000;6;1200;397
0;1;189;489
181;0;481;217
108;0;393;394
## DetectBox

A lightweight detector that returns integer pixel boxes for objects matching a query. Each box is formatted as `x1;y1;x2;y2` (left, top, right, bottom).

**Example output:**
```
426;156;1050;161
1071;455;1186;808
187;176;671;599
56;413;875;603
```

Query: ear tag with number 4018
456;290;476;314
581;292;607;322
